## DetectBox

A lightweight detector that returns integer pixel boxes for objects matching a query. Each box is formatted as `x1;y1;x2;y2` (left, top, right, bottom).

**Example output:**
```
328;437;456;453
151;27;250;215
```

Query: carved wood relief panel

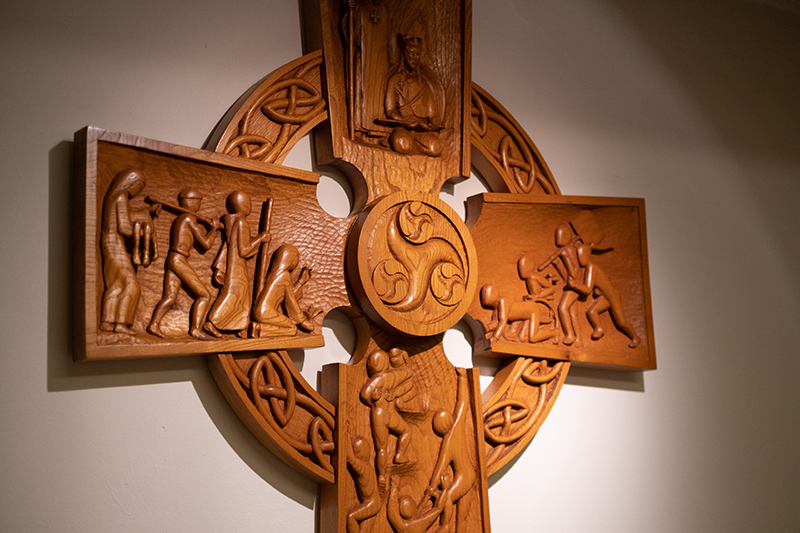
466;193;655;370
320;334;490;533
75;128;350;359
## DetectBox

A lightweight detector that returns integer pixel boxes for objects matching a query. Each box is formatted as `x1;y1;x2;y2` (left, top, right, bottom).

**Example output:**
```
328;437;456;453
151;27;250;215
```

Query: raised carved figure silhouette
480;284;559;344
569;244;641;348
346;436;380;533
99;168;159;335
379;33;445;157
538;223;583;345
359;348;417;492
204;191;270;336
251;243;316;336
387;475;444;533
425;369;476;533
147;189;221;340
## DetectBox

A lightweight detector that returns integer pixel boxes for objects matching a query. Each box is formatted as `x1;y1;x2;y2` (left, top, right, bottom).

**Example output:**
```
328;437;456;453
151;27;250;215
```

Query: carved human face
480;284;500;309
367;349;389;376
275;244;300;271
128;177;145;198
352;437;369;461
432;409;453;436
404;45;421;71
517;255;534;279
399;497;415;519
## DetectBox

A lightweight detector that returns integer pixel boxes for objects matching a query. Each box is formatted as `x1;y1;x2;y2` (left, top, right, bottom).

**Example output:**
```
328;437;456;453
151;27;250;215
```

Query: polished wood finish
347;192;479;338
320;336;490;533
306;0;472;204
75;126;350;360
75;0;655;530
210;351;336;484
466;193;655;370
470;84;560;195
481;358;569;475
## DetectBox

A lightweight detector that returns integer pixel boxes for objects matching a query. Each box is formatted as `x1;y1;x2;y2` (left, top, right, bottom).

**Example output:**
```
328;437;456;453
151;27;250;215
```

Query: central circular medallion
348;192;478;337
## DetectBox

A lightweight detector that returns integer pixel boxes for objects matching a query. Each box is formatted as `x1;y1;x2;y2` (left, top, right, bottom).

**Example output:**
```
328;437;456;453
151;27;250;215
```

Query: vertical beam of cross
301;1;493;532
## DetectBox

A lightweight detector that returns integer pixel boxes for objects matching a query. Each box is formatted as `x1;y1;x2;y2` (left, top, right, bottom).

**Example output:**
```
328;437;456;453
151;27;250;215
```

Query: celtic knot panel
482;358;568;475
207;51;327;166
470;84;559;195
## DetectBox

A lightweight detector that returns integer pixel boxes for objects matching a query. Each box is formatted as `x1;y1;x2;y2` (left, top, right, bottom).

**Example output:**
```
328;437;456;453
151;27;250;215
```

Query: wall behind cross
1;0;798;531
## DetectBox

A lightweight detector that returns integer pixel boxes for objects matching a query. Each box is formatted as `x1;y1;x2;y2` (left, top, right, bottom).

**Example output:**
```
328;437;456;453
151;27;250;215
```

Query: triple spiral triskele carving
373;202;466;312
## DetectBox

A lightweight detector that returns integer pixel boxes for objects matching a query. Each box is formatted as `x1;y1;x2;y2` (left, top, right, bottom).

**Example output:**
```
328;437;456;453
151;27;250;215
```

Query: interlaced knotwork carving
227;351;335;474
221;54;326;164
205;52;573;487
470;86;557;195
483;358;567;473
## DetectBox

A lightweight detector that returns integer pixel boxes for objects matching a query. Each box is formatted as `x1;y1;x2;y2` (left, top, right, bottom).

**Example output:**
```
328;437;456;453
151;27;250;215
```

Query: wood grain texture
308;0;472;202
75;127;350;360
75;2;657;529
466;193;655;370
206;51;327;166
480;358;569;475
347;192;479;338
470;84;560;195
189;49;580;506
209;351;336;484
320;329;490;533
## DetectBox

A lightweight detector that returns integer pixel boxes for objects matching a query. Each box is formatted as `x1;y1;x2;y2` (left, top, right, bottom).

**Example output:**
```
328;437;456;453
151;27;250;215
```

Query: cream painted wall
1;0;798;531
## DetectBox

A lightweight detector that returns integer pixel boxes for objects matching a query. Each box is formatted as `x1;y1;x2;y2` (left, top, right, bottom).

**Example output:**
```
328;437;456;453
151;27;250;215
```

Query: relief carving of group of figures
348;347;475;533
99;168;319;342
480;211;641;349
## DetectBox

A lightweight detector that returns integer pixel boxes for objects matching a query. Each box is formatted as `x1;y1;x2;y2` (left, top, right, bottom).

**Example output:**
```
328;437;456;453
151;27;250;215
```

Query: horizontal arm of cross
75;126;352;361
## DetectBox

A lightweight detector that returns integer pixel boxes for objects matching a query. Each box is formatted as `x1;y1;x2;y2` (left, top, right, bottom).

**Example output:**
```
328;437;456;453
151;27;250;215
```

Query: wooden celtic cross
74;1;655;531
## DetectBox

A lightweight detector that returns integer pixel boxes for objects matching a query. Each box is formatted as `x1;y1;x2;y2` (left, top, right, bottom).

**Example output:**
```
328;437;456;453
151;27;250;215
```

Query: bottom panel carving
321;343;491;533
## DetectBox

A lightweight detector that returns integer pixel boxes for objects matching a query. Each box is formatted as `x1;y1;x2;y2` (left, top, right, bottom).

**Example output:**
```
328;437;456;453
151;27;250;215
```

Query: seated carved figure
378;34;445;157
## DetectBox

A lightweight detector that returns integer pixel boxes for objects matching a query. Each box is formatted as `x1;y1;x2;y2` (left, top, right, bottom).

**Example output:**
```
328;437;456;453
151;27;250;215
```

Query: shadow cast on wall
46;140;317;510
